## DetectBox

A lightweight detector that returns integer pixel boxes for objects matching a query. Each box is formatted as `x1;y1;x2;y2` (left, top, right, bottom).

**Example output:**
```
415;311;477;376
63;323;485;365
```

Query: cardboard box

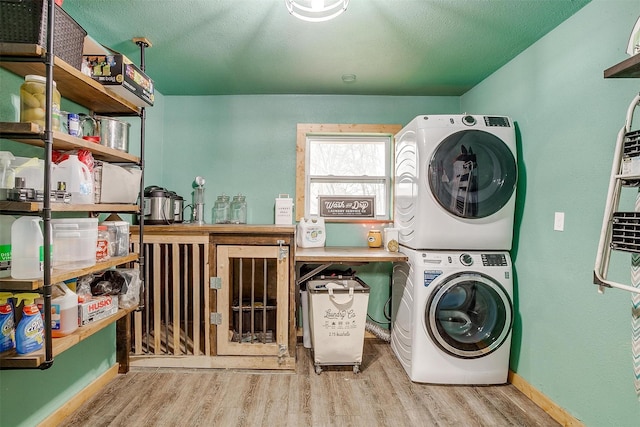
83;38;154;107
78;295;119;326
94;161;142;204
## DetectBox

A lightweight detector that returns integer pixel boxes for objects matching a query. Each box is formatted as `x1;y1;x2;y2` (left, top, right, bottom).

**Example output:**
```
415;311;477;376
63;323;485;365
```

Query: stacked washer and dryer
390;114;518;385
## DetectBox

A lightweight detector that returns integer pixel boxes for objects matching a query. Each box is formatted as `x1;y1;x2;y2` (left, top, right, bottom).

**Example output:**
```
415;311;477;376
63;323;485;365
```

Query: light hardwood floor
59;340;560;427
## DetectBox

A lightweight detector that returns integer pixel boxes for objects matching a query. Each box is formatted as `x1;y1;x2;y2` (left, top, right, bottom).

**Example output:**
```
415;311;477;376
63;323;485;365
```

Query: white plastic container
36;282;78;337
383;227;399;252
13;157;44;191
296;217;326;248
0;215;15;278
275;194;293;225
11;216;44;279
52;154;93;204
308;278;370;373
51;218;98;270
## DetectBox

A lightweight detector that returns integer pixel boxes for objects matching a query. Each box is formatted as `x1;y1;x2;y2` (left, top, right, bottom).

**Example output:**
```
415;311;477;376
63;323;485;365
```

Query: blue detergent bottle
0;292;15;352
15;293;44;355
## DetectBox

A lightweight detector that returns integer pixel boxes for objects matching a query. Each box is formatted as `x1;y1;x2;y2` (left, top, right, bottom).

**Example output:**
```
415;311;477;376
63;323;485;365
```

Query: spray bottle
0;292;15;353
15;293;44;355
0;151;15;201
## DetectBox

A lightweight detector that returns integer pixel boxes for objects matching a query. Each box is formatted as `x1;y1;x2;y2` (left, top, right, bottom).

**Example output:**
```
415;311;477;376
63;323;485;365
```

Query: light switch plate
554;212;565;231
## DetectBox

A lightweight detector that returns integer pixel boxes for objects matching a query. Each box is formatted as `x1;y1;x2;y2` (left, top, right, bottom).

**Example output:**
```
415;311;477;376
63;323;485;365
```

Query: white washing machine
390;247;513;384
394;114;518;250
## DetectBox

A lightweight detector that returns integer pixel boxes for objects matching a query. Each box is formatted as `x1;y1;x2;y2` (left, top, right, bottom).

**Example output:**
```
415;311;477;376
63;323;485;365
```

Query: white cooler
308;278;370;374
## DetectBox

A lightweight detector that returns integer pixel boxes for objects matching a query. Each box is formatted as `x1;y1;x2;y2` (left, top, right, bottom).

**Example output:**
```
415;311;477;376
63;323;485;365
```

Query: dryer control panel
484;116;511;127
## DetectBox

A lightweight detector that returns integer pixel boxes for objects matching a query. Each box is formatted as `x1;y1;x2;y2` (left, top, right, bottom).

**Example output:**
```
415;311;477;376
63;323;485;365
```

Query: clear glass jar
230;194;247;224
20;74;61;131
213;194;230;224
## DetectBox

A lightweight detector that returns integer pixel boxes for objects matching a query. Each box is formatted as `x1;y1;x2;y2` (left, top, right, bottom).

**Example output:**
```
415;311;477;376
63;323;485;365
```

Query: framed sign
318;196;375;218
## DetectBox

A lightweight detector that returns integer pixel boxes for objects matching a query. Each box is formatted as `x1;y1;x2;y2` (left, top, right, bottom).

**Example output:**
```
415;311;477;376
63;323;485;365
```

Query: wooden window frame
295;123;403;222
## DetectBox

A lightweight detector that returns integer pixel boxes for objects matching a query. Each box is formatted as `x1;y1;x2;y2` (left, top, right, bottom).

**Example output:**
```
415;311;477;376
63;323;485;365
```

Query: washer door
428;130;517;218
425;272;513;359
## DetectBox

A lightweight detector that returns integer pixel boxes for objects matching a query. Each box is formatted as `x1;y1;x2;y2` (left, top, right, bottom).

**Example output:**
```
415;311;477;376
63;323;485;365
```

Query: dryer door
425;272;513;359
428;130;517;218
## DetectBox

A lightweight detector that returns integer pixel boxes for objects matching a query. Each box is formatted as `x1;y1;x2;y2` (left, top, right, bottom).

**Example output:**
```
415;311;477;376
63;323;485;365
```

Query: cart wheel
353;365;360;374
315;365;322;375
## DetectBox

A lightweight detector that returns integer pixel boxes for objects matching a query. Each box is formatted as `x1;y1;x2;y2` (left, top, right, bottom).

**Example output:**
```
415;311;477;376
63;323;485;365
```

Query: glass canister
230;194;247;224
213;194;230;224
20;75;61;131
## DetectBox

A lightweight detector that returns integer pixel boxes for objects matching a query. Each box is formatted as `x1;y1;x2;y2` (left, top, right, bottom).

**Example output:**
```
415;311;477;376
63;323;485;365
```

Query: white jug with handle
53;154;93;204
296;217;326;248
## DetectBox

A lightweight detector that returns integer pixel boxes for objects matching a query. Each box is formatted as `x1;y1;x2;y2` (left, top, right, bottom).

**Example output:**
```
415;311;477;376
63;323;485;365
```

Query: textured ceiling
62;0;591;96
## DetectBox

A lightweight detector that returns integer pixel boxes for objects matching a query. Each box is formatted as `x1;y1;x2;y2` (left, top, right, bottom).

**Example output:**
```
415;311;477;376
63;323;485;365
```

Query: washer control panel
481;253;508;266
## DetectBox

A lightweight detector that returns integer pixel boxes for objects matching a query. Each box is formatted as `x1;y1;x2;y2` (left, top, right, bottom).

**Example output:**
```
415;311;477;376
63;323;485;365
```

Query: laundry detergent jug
36;282;78;337
296;217;326;248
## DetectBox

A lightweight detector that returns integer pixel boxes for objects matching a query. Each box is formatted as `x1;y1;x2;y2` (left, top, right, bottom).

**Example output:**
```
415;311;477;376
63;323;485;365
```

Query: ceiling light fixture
285;0;349;23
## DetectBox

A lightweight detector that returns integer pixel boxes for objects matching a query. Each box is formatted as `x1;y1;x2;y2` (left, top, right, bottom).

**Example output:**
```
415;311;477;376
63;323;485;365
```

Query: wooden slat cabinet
129;225;296;370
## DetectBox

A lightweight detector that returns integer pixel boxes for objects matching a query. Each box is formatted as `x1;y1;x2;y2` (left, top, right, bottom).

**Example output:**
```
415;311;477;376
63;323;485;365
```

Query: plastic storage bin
51;218;98;270
308;277;370;374
100;220;129;257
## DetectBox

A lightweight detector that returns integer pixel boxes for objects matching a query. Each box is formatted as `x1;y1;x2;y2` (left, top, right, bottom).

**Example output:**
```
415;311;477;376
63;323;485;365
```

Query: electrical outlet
554;212;565;231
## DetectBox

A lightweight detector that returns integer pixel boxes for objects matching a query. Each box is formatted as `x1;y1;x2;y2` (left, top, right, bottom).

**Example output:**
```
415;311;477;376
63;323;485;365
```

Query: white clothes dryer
390;248;513;384
394;114;518;250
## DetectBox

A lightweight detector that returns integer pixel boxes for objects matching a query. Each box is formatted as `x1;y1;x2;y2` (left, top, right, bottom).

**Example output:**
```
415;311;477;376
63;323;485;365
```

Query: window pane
309;181;387;216
309;140;387;176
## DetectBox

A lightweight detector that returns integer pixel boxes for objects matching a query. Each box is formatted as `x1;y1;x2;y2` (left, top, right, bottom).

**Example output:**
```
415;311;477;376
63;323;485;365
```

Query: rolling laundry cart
308;278;370;374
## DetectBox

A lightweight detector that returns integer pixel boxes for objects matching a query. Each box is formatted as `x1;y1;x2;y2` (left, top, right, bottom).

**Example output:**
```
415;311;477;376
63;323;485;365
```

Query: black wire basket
0;0;87;69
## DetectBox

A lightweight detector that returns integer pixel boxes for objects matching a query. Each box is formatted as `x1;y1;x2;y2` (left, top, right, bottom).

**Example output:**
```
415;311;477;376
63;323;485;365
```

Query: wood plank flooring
59;340;560;427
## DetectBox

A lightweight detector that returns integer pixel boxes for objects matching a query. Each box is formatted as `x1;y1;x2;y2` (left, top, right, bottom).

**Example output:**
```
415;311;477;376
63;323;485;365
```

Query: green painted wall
461;1;640;425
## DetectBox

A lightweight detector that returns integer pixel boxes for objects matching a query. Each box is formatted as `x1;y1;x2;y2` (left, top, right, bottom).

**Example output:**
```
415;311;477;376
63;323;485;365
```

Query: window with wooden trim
295;123;402;222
